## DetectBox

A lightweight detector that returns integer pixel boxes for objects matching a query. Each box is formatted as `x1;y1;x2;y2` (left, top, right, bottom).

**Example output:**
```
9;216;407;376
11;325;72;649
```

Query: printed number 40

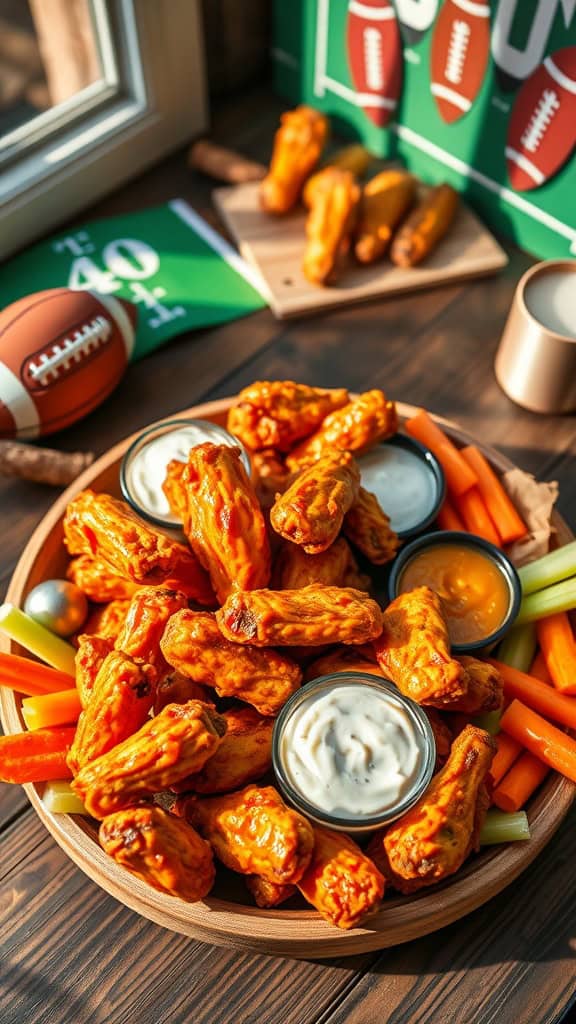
68;239;160;293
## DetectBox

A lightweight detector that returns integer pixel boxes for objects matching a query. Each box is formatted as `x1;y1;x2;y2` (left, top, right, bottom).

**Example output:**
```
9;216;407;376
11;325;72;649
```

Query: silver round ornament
24;579;89;637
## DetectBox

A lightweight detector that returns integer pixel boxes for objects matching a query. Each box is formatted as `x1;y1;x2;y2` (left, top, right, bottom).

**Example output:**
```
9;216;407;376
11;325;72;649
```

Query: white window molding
0;0;208;260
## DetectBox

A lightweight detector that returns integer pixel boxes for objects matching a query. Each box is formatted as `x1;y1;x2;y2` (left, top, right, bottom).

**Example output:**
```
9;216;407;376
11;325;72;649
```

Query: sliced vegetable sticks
453;487;501;547
0;651;74;696
489;658;576;731
0;604;76;675
492;751;550;812
518;540;576;596
500;699;576;784
21;688;82;731
436;497;465;532
460;446;527;544
497;623;537;674
536;612;576;695
489;732;523;787
516;577;576;625
404;409;477;497
530;650;553;685
0;725;75;783
479;809;530;845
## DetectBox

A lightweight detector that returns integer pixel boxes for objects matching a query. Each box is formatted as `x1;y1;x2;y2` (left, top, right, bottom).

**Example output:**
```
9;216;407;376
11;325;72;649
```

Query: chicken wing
390;183;459;268
216;584;383;647
354;169;416;264
227;380;349;453
72;700;227;819
343;486;399;565
259;105;328;215
176;784;314;885
373;585;467;707
297;825;385;929
74;633;115;707
80;599;131;643
63;490;214;604
304;647;385;682
172;444;271;603
270;453;360;554
174;707;273;794
302;167;361;285
446;657;504;715
160;609;302;716
114;586;188;682
153;670;212;716
67;650;155;774
162;458;189;526
367;725;495;893
99;805;215;901
245;875;296;908
274;535;367;591
286;390;398;471
67;554;141;602
249;448;292;509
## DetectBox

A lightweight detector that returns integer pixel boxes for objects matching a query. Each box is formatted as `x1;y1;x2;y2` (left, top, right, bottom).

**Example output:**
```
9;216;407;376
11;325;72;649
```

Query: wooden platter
213;182;509;319
0;397;574;959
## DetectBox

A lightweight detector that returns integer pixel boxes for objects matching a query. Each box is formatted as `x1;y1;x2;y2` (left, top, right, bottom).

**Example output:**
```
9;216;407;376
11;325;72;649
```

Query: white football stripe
0;361;41;438
452;0;490;16
545;56;576;95
355;92;397;109
90;292;135;360
505;147;546;186
348;1;395;20
431;82;471;111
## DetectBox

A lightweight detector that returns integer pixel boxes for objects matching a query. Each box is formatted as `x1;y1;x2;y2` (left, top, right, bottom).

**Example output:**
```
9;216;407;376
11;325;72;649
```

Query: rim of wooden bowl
1;397;574;959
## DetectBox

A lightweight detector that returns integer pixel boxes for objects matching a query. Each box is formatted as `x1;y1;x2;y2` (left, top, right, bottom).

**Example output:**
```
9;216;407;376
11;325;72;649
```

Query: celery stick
515;577;576;625
479;810;530;845
472;710;502;735
0;604;76;676
496;623;537;672
518;540;576;596
42;780;86;816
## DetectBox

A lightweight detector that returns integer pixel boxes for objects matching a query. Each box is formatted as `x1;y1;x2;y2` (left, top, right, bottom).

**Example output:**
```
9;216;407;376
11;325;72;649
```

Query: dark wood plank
1;811;375;1024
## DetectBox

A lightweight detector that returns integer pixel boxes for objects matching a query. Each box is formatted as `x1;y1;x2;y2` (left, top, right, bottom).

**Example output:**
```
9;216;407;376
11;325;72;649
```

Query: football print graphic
346;0;403;128
506;46;576;192
430;0;491;124
0;288;137;439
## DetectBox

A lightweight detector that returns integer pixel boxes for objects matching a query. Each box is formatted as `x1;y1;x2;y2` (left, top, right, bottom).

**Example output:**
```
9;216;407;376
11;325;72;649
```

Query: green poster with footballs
273;0;576;259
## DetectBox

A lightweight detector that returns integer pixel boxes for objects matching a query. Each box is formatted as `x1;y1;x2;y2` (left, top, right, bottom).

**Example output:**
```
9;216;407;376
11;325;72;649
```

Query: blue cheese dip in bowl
120;417;251;529
272;672;436;835
357;434;445;540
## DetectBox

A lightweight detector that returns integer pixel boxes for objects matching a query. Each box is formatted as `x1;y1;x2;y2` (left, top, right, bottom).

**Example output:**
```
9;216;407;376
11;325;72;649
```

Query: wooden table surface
1;90;576;1024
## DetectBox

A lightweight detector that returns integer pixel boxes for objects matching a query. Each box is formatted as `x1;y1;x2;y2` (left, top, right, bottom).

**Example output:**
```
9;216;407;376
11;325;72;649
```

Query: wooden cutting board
213;182;509;319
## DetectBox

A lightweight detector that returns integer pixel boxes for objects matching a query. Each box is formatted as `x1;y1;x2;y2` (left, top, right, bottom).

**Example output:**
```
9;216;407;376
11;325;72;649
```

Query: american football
346;0;403;128
506;46;576;192
0;288;137;440
430;0;490;124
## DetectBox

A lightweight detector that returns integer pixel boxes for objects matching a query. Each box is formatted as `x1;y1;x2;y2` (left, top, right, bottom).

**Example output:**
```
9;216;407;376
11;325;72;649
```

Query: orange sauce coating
398;544;511;644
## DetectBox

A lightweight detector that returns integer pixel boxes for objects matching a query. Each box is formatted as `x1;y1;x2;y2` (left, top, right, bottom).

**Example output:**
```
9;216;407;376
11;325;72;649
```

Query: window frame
0;0;208;260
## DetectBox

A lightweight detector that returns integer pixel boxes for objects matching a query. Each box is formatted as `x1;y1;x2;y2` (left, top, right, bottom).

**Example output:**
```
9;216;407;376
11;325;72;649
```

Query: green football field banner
273;0;576;261
0;200;268;360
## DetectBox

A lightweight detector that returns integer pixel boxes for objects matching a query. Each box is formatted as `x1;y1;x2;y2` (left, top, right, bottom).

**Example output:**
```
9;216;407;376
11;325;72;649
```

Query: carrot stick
0;651;75;696
536;612;576;696
0;725;75;783
530;650;553;685
460;446;528;544
21;688;82;730
488;658;576;731
500;699;576;784
492;751;550;812
453;486;502;547
489;731;523;786
436;497;466;532
404;409;478;497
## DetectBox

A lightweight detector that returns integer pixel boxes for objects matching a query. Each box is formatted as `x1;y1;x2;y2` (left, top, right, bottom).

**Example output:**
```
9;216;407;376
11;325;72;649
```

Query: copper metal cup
494;260;576;414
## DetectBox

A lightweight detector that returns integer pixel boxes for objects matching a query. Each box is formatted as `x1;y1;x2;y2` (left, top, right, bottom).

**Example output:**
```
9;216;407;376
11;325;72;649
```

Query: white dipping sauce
125;423;240;522
358;443;437;533
524;270;576;340
281;684;422;819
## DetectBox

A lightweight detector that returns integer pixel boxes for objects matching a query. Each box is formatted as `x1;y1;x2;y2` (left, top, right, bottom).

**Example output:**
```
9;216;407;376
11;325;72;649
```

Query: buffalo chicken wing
227;380;349;453
270;452;360;554
286;390;398;470
298;825;385;929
